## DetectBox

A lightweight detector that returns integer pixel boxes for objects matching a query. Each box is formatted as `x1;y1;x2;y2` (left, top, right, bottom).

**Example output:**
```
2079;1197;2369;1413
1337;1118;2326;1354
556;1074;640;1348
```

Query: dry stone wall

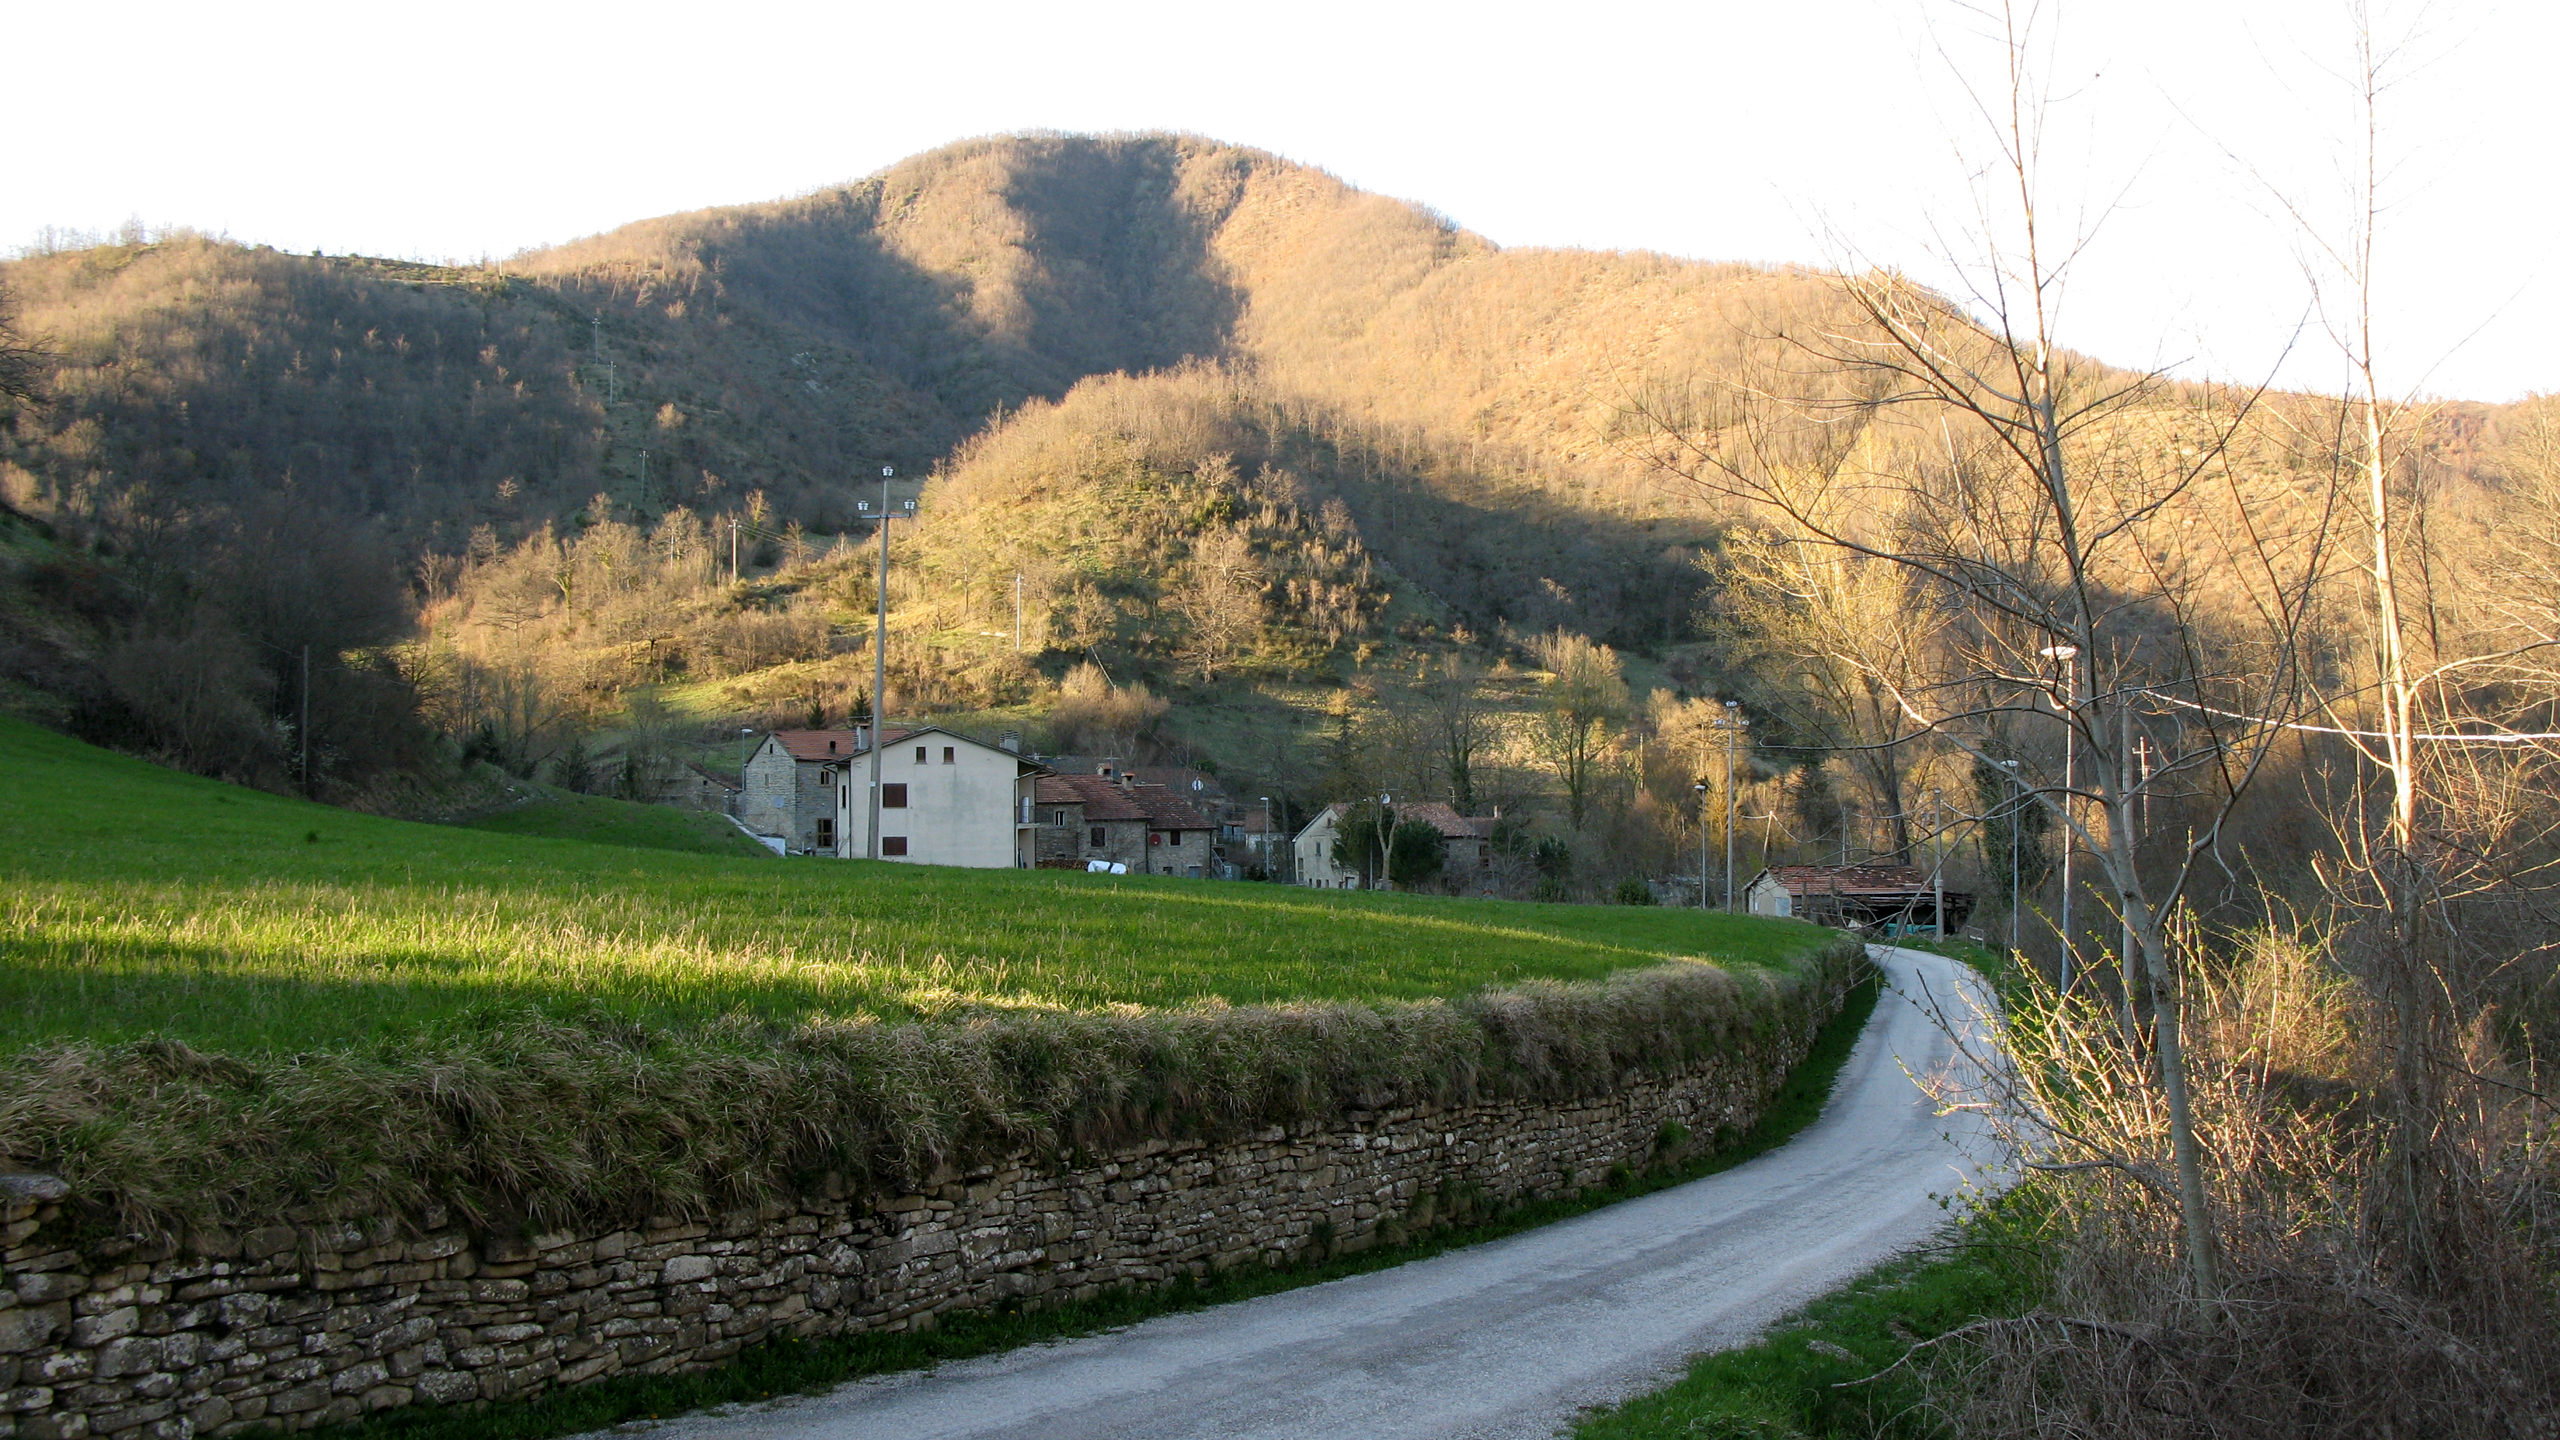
0;1014;1832;1439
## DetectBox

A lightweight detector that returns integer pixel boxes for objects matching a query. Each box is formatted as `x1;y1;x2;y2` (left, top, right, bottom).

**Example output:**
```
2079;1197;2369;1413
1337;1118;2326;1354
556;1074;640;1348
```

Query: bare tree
1168;526;1263;682
1529;629;1629;830
0;279;46;412
1622;3;2337;1296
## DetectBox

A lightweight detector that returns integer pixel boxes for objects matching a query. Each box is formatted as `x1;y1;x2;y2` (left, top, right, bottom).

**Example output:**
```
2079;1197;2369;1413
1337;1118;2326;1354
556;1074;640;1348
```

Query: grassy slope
454;790;773;858
0;717;1832;1053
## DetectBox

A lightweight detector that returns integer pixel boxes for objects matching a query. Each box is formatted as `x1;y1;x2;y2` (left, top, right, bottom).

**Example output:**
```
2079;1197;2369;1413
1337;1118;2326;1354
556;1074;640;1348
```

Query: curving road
609;946;2003;1440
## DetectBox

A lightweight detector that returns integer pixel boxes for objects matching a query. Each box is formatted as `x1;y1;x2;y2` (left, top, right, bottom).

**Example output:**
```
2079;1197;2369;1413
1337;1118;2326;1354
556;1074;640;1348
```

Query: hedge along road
612;946;2002;1440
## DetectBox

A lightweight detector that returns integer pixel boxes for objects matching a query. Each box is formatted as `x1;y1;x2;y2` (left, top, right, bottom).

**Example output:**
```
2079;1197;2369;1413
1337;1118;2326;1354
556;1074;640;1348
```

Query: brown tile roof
1396;801;1492;840
771;728;914;763
1032;772;1150;821
1762;864;1933;895
1126;786;1213;833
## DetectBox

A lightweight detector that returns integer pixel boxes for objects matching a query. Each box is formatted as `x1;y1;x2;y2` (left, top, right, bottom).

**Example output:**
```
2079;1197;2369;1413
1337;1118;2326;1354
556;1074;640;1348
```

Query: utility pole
1716;701;1747;909
638;448;648;505
859;468;915;861
1929;789;1945;940
730;517;740;586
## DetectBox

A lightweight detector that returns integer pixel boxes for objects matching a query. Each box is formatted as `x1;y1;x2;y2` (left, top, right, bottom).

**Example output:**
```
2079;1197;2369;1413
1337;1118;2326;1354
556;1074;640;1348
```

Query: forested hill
0;133;1843;549
0;131;2528;798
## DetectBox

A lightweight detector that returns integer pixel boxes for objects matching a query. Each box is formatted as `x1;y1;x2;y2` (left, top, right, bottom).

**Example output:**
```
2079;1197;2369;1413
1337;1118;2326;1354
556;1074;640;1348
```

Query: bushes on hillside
0;941;1859;1238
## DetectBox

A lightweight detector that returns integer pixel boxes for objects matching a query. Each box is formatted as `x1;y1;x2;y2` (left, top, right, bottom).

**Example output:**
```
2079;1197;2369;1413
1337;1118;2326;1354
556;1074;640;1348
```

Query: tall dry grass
1920;923;2560;1438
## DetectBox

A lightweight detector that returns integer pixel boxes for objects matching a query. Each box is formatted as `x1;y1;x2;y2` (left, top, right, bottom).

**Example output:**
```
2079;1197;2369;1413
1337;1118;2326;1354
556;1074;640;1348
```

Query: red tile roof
770;728;917;763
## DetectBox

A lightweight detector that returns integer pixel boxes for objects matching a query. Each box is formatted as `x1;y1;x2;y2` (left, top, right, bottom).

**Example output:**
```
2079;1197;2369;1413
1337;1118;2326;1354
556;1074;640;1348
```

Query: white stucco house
740;725;1041;867
834;726;1043;868
1292;803;1366;889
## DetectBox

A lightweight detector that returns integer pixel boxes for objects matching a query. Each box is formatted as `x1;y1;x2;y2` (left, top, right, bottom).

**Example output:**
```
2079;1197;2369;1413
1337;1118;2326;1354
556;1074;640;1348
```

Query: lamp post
1693;781;1709;910
1375;793;1392;891
858;467;917;861
2040;643;2080;990
1998;758;2022;957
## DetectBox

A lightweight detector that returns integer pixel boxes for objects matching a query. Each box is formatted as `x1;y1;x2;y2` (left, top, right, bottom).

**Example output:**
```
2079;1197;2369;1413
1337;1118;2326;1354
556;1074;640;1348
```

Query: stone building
1026;762;1216;876
738;728;871;853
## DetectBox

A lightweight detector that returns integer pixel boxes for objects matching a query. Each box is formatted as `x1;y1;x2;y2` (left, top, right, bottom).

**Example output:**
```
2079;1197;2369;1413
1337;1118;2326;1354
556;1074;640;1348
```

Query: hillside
0;131;2536;873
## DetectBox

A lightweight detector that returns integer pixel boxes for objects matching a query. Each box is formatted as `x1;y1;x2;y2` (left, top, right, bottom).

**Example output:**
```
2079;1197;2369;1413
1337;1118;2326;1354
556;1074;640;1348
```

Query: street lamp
856;466;918;861
1693;781;1709;910
2039;643;2080;990
1375;793;1392;891
1998;758;2022;957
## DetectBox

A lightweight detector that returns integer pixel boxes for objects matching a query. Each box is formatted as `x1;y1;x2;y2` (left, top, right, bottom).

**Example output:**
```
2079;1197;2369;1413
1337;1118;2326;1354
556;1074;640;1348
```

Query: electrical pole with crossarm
859;468;916;860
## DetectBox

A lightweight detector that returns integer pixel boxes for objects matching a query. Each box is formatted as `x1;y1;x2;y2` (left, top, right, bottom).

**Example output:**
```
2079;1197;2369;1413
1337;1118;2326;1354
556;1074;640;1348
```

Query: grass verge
298;966;1885;1440
1573;1189;2050;1440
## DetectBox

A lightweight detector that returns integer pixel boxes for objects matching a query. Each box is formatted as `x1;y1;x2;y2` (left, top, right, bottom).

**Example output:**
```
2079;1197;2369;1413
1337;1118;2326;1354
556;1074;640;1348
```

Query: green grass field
455;788;775;857
0;718;1834;1054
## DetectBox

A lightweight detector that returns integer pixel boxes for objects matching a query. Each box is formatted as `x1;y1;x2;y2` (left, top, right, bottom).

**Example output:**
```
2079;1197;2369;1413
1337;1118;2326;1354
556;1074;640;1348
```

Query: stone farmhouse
1294;801;1497;890
1025;761;1217;876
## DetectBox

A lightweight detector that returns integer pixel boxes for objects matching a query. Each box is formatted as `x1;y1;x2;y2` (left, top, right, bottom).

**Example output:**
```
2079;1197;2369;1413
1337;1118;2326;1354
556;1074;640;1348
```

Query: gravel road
606;945;2003;1440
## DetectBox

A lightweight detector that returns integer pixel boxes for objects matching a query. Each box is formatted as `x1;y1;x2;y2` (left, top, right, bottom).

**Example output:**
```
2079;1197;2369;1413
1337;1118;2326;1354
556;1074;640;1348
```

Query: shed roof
1757;863;1940;896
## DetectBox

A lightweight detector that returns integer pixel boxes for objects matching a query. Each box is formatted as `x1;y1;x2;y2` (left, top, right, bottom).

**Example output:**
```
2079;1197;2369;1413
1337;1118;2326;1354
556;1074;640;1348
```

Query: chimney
999;729;1022;754
1098;759;1118;781
826;739;838;754
854;724;869;751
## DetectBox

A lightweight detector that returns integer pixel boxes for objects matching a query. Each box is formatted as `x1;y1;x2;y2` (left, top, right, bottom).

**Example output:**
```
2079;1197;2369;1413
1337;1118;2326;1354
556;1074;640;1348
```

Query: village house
1292;803;1359;888
1745;863;1973;934
1395;801;1497;888
1025;761;1217;876
740;726;1041;867
1294;801;1498;891
738;728;871;854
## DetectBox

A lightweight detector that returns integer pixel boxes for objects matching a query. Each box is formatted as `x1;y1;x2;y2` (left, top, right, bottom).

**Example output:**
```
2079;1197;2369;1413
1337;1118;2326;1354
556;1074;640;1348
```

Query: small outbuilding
1744;863;1973;934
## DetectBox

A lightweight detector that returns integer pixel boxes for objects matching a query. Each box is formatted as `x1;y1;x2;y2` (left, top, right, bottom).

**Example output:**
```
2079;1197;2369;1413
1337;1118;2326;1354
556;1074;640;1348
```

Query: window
883;783;908;808
914;746;928;763
1090;827;1106;849
942;746;955;764
882;836;908;857
816;818;835;848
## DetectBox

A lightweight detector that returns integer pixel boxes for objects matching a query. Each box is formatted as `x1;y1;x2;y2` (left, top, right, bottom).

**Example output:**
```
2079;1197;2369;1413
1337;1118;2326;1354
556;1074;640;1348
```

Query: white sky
13;0;2553;402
